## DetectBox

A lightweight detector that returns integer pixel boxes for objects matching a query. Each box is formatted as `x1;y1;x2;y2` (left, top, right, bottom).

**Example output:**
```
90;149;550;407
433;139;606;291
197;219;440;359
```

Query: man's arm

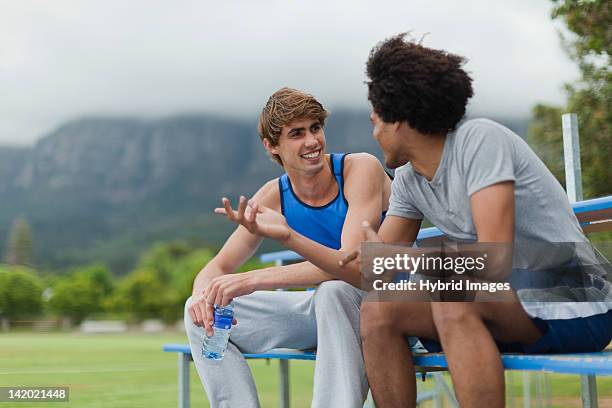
245;261;333;289
341;153;387;242
189;181;279;332
378;215;422;244
191;225;263;297
470;181;514;243
282;213;422;287
470;181;515;282
191;179;285;297
189;218;264;333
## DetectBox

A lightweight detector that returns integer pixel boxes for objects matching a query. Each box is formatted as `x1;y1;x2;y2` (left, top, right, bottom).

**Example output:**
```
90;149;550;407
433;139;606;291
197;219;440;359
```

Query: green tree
109;244;217;323
110;242;260;323
48;264;114;325
110;269;177;323
170;248;262;313
4;216;34;266
137;241;192;284
0;266;43;324
529;0;611;198
79;263;114;296
172;249;214;304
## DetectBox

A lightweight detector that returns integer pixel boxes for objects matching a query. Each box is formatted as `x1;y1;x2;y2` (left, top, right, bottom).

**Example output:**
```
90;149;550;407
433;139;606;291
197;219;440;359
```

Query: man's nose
304;131;318;147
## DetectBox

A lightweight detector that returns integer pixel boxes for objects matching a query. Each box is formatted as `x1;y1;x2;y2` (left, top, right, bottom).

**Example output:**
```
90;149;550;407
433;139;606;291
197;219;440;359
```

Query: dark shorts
419;309;612;354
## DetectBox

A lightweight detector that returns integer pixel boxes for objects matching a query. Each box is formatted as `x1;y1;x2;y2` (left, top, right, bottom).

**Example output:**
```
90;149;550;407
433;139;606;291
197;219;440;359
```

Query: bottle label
213;315;232;330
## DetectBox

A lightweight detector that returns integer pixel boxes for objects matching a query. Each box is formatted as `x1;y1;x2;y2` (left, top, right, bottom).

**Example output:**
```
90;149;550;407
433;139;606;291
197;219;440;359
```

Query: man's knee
360;301;396;340
314;280;362;311
183;296;196;327
431;303;479;336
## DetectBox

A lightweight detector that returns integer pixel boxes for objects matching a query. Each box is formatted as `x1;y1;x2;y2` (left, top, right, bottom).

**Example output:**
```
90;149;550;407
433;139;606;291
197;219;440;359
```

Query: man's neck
405;131;446;182
285;155;337;205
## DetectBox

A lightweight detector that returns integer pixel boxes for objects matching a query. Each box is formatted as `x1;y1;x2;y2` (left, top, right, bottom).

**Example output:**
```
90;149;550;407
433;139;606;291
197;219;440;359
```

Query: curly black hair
366;33;474;135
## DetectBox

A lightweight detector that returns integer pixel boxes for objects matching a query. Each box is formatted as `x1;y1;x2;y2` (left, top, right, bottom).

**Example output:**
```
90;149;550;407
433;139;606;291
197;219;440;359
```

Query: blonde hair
257;87;329;165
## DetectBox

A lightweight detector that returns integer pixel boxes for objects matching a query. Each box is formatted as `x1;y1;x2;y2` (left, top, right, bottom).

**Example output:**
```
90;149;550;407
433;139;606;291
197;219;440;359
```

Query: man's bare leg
360;299;437;408
432;303;504;407
432;301;542;408
361;297;542;408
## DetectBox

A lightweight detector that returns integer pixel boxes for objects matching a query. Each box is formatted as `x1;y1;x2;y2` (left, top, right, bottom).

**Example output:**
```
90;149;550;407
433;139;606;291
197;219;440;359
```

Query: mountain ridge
0;111;531;273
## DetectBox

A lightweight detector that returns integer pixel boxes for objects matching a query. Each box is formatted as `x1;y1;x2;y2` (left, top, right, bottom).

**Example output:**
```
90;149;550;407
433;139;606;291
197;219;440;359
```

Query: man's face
370;111;407;169
270;118;326;174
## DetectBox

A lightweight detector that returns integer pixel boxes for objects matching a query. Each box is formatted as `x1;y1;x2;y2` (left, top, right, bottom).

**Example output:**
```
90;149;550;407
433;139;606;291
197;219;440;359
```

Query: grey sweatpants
184;280;368;408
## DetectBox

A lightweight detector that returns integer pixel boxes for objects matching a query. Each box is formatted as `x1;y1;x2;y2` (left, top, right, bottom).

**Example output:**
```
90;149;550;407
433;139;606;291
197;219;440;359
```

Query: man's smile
300;149;321;161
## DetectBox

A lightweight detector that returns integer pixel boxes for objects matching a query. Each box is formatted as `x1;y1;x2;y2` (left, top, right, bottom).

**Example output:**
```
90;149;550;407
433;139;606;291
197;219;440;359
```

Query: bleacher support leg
178;352;190;408
544;373;552;407
280;360;290;408
562;113;583;203
580;375;598;408
522;372;531;408
275;257;291;408
507;371;516;408
535;372;543;408
433;372;458;408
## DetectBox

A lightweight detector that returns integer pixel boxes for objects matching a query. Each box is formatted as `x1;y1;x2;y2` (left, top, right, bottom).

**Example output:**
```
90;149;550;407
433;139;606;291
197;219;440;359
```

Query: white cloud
0;0;578;145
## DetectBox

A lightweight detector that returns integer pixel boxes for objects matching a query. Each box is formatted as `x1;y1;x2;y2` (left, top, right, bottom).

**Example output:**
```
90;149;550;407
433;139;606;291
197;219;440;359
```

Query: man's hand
189;272;250;337
187;293;216;336
215;196;292;243
204;271;257;308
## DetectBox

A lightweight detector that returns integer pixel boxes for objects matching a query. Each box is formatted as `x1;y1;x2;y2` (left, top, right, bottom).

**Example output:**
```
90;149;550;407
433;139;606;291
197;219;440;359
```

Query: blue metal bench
163;344;315;408
163;343;611;407
166;195;612;407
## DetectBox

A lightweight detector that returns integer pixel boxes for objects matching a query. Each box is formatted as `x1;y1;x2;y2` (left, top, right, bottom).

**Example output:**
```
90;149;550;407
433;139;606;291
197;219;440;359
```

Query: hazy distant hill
0;112;530;274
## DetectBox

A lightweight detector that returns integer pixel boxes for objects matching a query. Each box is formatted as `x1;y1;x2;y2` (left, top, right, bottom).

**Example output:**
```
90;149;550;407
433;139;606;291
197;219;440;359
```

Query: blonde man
185;88;391;408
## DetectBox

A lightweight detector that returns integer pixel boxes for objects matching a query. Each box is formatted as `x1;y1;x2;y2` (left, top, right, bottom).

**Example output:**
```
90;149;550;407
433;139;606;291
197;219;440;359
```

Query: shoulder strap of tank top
332;153;349;205
331;153;342;177
278;174;290;215
279;173;290;191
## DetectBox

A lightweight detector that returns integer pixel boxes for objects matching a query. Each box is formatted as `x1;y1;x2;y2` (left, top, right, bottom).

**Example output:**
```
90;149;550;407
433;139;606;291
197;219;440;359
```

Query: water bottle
202;302;234;360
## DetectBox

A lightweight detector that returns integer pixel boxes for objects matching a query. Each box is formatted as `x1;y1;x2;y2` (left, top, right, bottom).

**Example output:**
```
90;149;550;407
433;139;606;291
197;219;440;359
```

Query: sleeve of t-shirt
386;167;424;220
459;120;517;196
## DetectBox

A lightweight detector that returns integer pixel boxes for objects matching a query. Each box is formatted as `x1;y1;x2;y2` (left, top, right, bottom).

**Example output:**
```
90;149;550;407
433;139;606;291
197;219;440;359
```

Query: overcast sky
0;0;577;146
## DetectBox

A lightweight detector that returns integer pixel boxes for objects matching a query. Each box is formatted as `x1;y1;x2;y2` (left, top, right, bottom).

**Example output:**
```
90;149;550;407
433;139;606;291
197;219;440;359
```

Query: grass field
0;331;313;408
0;331;610;407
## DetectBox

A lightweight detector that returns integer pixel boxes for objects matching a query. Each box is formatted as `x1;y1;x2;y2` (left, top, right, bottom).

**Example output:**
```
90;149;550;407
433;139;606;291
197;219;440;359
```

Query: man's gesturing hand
215;196;292;243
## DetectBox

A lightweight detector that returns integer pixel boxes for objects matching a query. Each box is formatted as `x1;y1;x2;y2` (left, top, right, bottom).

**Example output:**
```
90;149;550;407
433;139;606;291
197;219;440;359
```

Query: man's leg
431;301;542;408
311;280;369;408
360;297;543;408
360;299;437;408
184;290;317;408
431;302;503;407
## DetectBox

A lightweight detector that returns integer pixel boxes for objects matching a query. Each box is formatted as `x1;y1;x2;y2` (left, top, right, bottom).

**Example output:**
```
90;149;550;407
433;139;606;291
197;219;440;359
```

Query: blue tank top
279;153;348;250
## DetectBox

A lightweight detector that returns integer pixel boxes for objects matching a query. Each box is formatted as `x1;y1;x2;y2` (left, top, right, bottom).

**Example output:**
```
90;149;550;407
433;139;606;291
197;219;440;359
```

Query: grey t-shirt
388;118;610;319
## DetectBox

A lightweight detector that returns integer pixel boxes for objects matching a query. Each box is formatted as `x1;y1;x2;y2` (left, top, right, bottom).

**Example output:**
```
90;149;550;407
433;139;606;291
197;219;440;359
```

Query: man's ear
397;120;414;136
262;138;279;155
